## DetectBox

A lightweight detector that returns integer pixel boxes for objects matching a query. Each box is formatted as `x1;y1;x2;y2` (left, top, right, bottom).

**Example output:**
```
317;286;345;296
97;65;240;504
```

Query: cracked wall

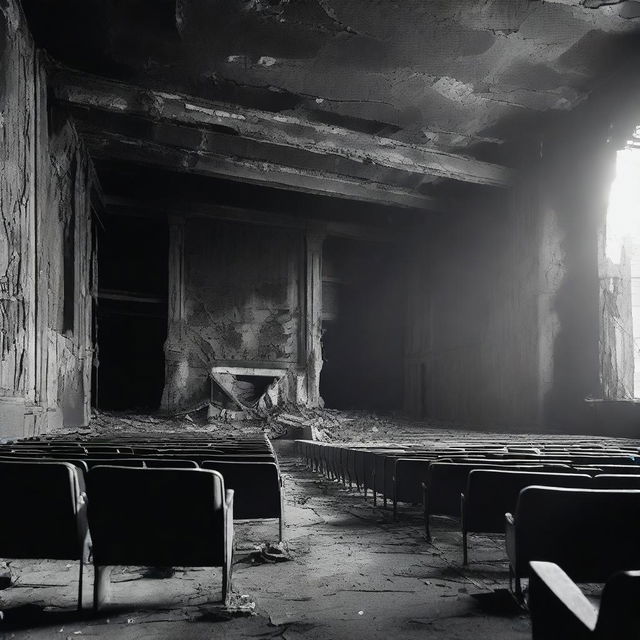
0;0;36;427
0;0;94;435
162;217;303;412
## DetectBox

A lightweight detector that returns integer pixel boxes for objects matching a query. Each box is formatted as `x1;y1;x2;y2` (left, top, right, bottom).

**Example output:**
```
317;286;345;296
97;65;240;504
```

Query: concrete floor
0;445;531;640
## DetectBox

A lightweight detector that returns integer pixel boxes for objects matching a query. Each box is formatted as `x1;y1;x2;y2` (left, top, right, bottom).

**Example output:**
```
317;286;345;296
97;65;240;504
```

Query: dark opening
320;237;405;410
95;213;169;411
211;375;276;409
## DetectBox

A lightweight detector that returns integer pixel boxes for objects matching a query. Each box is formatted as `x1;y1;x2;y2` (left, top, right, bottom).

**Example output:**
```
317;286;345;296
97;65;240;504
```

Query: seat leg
222;548;234;606
77;558;84;611
424;501;431;542
462;531;468;566
515;576;523;601
509;566;524;603
279;515;284;543
423;484;431;542
93;565;112;612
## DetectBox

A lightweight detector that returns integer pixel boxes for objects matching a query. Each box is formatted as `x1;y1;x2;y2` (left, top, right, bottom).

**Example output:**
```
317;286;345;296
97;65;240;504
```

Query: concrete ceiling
22;0;640;204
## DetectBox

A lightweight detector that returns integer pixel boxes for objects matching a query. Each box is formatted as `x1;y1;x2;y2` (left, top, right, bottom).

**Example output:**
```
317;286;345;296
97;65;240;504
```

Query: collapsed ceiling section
22;0;640;207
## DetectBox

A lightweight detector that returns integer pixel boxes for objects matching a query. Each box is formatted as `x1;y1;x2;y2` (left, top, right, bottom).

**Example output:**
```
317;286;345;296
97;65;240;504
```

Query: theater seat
201;460;283;541
529;561;640;639
0;460;90;610
505;487;640;598
88;466;234;610
461;470;592;564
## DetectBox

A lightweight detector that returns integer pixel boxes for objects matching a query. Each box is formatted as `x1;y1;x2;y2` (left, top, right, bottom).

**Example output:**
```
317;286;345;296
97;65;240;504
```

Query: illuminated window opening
605;126;640;397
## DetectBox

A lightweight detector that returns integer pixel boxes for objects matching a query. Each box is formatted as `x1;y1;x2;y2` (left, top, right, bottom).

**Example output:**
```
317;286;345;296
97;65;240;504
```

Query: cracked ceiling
21;0;640;207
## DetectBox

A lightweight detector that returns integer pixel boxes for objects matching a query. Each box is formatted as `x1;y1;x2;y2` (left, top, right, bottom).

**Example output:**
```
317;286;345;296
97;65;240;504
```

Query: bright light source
606;147;640;264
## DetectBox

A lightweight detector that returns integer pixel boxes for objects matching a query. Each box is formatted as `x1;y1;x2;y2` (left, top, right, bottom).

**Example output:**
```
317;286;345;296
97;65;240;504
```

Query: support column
161;216;186;412
305;229;325;407
168;216;186;335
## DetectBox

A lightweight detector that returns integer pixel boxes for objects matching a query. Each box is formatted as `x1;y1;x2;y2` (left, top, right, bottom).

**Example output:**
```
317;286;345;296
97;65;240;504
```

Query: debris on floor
253;543;291;564
0;562;12;590
223;593;256;616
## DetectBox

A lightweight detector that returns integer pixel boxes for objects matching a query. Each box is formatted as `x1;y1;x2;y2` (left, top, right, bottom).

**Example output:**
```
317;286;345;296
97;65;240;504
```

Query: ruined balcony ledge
211;365;288;378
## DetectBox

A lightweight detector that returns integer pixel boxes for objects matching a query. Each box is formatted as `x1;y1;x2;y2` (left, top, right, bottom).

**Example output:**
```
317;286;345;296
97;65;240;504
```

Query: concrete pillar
161;216;187;412
304;229;325;407
167;216;185;335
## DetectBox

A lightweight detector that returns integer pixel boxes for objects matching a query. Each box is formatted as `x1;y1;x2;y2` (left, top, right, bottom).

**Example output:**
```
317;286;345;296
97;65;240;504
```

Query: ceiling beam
51;67;514;188
65;103;429;194
84;130;441;211
104;195;408;243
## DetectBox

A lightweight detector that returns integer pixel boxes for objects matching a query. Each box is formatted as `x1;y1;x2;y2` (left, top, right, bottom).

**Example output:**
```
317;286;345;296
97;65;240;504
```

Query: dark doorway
320;237;405;410
94;213;169;411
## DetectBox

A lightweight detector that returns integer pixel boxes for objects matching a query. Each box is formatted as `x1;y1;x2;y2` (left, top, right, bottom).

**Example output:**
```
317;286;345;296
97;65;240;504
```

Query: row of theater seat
296;438;640;514
460;468;640;564
296;438;640;607
0;434;282;611
0;433;283;538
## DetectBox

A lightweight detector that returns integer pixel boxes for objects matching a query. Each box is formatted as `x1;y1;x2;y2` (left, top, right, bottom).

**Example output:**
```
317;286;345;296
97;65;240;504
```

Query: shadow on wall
543;143;605;431
320;237;405;411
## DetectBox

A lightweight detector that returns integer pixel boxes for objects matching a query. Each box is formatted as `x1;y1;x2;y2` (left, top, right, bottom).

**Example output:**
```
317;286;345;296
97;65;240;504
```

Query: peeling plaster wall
41;119;95;429
162;218;303;411
0;0;94;436
0;0;37;435
405;183;542;429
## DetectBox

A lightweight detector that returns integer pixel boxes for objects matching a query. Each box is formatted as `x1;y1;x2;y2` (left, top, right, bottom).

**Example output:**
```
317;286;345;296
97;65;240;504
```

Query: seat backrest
88;466;226;567
595;570;640;638
0;455;90;473
85;458;145;469
465;470;592;533
394;458;433;503
142;458;199;468
514;487;640;582
427;462;562;517
583;465;640;474
201;460;280;519
593;474;640;489
0;461;83;559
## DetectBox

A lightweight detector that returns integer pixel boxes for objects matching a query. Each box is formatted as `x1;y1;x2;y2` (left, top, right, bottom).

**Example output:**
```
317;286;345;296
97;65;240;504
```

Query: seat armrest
529;561;597;638
504;512;518;572
76;491;91;562
225;489;234;513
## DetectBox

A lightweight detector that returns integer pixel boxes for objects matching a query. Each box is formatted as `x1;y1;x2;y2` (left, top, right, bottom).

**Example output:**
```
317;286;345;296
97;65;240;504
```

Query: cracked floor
0;442;530;640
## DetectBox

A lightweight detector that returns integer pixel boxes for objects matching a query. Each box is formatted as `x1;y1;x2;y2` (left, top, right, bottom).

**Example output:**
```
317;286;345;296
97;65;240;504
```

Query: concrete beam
84;130;440;211
51;67;515;188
